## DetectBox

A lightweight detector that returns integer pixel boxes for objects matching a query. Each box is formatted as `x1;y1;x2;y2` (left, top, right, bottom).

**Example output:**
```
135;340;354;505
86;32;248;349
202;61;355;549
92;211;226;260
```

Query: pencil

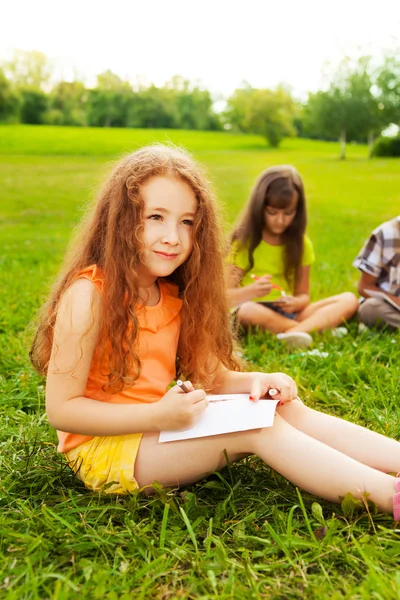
177;380;190;393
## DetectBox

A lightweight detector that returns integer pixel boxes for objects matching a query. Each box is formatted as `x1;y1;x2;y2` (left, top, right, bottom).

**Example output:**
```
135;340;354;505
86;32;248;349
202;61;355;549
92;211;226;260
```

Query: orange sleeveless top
57;265;183;453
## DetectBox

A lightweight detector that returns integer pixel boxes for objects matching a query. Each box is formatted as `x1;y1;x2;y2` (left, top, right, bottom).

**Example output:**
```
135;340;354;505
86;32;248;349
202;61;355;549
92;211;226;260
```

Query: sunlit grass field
1;125;399;599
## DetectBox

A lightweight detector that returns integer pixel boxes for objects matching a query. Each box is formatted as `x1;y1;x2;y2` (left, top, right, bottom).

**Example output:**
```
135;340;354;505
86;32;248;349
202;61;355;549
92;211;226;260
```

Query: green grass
1;125;400;599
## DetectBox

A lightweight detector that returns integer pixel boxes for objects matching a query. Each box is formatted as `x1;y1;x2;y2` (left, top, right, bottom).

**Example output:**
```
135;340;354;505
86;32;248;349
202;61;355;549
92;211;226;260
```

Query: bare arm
46;280;208;435
274;265;310;313
211;368;298;404
226;265;273;306
358;272;400;306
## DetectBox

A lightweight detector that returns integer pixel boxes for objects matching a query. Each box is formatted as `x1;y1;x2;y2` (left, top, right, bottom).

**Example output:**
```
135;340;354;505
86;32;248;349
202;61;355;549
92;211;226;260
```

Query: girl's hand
250;274;273;298
155;381;208;431
273;295;298;313
249;372;298;405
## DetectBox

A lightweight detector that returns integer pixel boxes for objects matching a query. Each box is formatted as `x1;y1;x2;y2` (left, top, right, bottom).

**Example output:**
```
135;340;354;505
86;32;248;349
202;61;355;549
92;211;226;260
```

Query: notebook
159;394;278;443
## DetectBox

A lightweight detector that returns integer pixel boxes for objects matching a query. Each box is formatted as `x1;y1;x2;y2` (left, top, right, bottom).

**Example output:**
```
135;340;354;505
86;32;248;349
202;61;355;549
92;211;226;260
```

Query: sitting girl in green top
228;165;358;347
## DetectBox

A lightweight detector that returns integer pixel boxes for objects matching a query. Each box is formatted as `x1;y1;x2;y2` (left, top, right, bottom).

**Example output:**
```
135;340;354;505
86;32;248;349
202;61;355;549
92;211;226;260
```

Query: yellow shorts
64;433;143;494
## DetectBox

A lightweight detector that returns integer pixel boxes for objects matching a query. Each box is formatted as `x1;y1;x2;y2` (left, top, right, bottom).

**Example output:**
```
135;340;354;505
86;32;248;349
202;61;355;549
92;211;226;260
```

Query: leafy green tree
224;82;253;131
86;70;134;127
128;86;179;128
3;50;52;125
165;76;221;130
19;89;48;124
0;69;20;122
303;57;384;159
47;81;87;126
4;49;51;90
225;85;296;147
376;54;400;126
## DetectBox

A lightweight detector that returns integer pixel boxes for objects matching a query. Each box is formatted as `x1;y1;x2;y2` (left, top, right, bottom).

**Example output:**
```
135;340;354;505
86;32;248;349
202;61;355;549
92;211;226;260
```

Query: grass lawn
0;125;399;599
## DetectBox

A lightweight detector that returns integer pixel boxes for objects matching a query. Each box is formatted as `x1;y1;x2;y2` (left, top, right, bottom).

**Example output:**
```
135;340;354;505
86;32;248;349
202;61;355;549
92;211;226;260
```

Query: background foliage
1;50;400;157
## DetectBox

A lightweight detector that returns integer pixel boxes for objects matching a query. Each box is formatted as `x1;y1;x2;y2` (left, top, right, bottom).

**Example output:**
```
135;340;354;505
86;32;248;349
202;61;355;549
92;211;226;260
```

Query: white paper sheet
159;395;279;443
363;289;400;312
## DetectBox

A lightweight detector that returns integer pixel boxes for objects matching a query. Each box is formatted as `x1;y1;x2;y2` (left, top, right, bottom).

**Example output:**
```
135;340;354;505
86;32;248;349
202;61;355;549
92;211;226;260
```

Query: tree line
1;50;400;158
0;52;220;131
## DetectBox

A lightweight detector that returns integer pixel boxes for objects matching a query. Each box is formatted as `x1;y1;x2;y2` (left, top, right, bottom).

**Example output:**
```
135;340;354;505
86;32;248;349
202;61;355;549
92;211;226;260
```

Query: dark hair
231;165;307;287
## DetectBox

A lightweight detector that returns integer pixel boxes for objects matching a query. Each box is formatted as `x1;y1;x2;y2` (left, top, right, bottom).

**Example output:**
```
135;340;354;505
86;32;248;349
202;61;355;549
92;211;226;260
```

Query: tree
0;69;20;122
377;54;400;127
47;81;87;126
3;49;52;125
19;89;48;124
4;49;51;90
303;57;384;159
225;85;296;147
165;76;221;130
128;86;179;128
86;70;134;127
224;82;253;131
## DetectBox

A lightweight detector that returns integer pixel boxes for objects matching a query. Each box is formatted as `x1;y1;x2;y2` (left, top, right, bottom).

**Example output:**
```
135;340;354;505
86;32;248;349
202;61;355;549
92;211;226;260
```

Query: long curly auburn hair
30;145;239;391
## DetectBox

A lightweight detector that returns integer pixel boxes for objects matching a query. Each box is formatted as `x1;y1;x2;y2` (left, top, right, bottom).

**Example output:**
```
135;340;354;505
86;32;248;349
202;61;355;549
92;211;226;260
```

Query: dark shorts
257;302;297;320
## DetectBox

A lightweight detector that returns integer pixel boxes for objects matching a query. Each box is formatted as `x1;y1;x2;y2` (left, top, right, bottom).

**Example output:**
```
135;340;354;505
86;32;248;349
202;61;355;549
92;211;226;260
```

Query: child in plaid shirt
353;216;400;329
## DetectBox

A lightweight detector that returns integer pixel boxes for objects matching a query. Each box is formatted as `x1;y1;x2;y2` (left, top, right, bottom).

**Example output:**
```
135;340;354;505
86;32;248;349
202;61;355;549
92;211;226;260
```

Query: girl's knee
333;291;358;320
276;398;309;423
340;292;358;311
238;301;254;313
237;301;256;323
245;414;288;453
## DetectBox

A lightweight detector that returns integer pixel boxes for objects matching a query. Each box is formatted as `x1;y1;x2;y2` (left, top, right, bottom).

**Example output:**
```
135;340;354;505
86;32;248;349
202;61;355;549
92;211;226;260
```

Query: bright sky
1;0;399;99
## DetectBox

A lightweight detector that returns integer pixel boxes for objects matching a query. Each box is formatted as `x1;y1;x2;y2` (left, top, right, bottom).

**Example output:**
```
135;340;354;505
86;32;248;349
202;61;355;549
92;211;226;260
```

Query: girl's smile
138;175;197;286
154;251;179;259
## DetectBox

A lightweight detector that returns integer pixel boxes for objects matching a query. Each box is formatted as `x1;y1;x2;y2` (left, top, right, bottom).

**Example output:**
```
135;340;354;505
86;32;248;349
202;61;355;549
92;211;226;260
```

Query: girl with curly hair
31;146;400;520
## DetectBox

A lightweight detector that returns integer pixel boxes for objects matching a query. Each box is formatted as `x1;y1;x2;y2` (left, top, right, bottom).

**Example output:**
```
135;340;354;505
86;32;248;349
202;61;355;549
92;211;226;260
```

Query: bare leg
277;400;400;472
236;293;358;334
237;302;297;333
288;292;358;333
135;431;250;489
135;414;397;513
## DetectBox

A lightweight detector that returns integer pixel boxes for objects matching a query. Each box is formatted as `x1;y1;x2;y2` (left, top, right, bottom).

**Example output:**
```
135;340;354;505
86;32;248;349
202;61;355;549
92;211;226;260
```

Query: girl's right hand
155;382;208;431
250;274;273;297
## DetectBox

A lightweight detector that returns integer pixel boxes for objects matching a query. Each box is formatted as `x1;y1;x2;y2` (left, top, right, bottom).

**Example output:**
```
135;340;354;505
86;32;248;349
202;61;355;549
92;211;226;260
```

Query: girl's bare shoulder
56;278;103;335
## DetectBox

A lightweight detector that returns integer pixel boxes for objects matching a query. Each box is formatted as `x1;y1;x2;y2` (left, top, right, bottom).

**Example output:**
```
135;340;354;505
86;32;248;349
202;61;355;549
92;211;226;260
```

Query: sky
1;0;399;100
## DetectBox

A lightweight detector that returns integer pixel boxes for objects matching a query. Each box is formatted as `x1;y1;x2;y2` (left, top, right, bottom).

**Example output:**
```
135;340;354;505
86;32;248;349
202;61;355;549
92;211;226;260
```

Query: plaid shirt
353;216;400;297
